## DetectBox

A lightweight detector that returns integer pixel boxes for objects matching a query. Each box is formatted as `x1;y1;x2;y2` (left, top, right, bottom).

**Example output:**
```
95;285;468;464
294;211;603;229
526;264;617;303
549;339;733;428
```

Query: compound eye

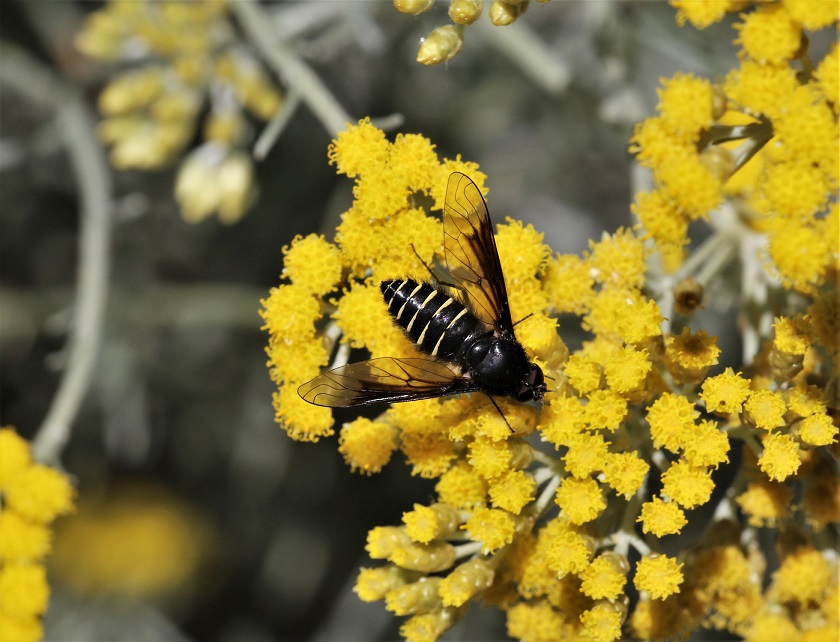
529;364;544;388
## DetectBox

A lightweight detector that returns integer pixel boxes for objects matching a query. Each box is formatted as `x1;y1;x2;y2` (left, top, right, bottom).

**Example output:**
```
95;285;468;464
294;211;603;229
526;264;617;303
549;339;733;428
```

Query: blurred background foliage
1;1;824;640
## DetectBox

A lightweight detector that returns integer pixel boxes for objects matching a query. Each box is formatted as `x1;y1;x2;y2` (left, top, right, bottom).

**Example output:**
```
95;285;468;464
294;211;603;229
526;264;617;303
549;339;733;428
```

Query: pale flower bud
417;25;465;65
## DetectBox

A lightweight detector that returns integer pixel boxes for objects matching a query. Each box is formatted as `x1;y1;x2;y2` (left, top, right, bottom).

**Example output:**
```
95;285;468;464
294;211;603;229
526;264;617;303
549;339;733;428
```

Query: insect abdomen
381;279;484;361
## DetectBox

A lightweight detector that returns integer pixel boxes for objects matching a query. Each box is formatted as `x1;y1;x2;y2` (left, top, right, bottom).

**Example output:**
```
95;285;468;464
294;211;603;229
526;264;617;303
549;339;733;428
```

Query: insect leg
485;393;514;432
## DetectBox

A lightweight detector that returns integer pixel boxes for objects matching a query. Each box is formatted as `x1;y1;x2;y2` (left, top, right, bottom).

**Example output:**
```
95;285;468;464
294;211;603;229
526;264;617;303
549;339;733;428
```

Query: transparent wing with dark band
443;172;515;334
298;357;478;407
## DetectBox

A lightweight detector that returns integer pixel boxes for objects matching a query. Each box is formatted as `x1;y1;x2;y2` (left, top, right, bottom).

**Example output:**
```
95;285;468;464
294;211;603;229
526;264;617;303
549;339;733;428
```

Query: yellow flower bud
417;25;464;65
449;0;484;25
394;0;435;15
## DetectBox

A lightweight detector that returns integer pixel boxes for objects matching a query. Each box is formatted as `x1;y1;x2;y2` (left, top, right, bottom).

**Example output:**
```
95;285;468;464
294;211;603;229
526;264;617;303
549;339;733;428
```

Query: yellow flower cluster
634;2;838;288
0;428;75;642
264;70;837;640
76;0;283;223
394;0;554;65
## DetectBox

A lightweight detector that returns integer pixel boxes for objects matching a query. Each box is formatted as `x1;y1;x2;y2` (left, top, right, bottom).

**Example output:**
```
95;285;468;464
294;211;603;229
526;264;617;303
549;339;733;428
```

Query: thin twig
233;0;352;137
0;43;113;465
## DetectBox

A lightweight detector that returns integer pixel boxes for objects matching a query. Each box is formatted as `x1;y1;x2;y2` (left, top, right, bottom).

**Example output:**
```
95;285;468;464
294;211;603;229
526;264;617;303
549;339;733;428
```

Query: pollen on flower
543;254;595;315
389;133;441;193
615;295;664;345
735;4;802;65
542;518;594;576
400;428;457;479
563;432;610;479
584;389;628;432
656;151;724;220
2;465;75;524
540;394;587;447
338;418;397;475
670;0;732;29
603;345;652;394
815;42;839;105
758;432;802;481
700;368;752;414
495;218;551;282
601;452;650;498
273;383;335;442
579;553;627;600
767;217;833;292
773;315;811;356
657;73;715;140
327;117;390;178
462;507;516;554
259;283;322;346
795;412;838;447
634;555;684;600
0;512;51;562
0;563;49;619
515;313;566;369
639;496;688;537
435;461;488;509
783;0;840;30
488;469;536;514
281;234;342;296
660;460;715;509
764;160;832;221
744;389;787;430
724;59;800;119
785;382;826;419
587;228;647;290
646;392;698;453
735;480;792;527
332;283;409;357
631;189;690;267
564;354;603;395
681;419;730;468
630;117;693;171
506;600;571;642
771;547;833;606
555;476;606;525
580;601;624;642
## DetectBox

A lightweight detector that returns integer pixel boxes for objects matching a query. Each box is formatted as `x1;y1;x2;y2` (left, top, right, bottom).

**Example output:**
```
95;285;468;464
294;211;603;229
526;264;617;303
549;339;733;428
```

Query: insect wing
443;172;515;334
298;357;476;407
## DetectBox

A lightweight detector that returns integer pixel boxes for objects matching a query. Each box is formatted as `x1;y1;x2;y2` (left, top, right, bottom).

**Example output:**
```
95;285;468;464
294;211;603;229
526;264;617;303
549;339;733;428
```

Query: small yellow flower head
603;345;652;395
657;73;715;141
579;552;628;600
175;144;255;224
808;290;838;353
700;368;752;415
639;496;688;537
782;0;840;30
390;540;459;574
3;465;75;525
564;354;603;395
664;328;720;383
815;42;839;105
555;476;606;525
0;512;51;562
745;610;802;642
634;554;684;600
462;506;516;554
670;0;733;29
0;429;32;490
758;432;802;481
682;419;730;469
656;150;724;219
580;601;625;642
417;25;464;65
338;418;398;475
773;314;811;357
724;59;800;119
543;254;595;314
631;189;690;270
771;546;834;606
332;282;406;356
0;563;49;619
587;228;647;290
795;412;838;447
660;460;715;509
542;518;595;576
328;117;390;178
767;217;833;293
488;469;536;514
385;576;442;615
735;4;803;65
280;234;342;296
0;612;42;642
435;461;487;509
584;389;628;432
354;566;416;602
273;383;335;442
400;428;457;479
735;480;792;527
743;389;787;431
563;432;610;479
615;296;664;345
402;503;461;544
399;605;466;642
439;558;494;608
506;600;571;642
646;392;698;453
785;382;826;419
601;452;650;498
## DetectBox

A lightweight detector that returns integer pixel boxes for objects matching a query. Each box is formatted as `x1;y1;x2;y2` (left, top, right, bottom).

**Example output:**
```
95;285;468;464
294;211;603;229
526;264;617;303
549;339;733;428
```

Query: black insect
298;172;546;413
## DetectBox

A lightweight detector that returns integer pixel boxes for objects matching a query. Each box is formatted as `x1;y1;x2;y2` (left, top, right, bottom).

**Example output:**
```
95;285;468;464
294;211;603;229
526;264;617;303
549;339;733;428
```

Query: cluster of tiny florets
262;3;838;640
0;428;76;642
76;0;283;224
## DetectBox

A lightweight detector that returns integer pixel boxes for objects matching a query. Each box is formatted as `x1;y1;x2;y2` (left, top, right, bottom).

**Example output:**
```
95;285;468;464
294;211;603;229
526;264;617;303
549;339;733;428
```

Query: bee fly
298;172;546;416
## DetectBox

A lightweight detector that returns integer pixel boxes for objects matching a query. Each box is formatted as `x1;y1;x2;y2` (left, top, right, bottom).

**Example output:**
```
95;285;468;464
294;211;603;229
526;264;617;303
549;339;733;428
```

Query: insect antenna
512;312;534;327
410;243;462;292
